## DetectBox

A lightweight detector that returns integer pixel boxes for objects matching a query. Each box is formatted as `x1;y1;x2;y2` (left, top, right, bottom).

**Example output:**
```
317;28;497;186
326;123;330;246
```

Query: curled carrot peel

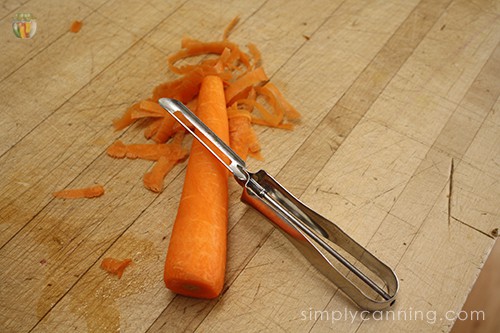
53;185;104;199
100;258;132;279
225;67;268;104
113;103;139;130
144;132;188;193
110;17;300;193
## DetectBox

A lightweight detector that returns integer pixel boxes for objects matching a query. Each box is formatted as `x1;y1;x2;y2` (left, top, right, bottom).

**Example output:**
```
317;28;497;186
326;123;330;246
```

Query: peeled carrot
100;258;132;279
53;185;104;199
164;75;229;299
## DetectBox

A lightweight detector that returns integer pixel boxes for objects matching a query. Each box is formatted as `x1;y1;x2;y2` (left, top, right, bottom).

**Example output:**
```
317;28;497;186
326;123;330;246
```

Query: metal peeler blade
159;98;399;311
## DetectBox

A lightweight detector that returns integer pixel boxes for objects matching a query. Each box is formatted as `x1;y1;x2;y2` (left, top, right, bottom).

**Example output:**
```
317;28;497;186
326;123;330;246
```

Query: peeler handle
241;170;398;311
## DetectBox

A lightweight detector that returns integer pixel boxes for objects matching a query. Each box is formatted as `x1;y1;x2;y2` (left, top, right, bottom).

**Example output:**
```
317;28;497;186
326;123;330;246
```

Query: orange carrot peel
70;20;83;33
100;258;133;279
53;185;104;199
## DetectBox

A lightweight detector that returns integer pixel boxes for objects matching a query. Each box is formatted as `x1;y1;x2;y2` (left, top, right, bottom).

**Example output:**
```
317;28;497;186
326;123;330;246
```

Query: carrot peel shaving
100;258;132;279
53;185;104;199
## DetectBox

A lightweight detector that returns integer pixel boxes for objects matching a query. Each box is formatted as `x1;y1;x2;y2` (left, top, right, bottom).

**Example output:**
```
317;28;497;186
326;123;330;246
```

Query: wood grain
0;0;498;332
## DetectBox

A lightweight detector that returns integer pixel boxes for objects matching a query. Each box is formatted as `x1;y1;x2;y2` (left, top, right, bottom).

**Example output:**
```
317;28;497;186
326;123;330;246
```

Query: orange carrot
70;20;83;33
100;258;132;279
53;184;104;199
164;75;229;299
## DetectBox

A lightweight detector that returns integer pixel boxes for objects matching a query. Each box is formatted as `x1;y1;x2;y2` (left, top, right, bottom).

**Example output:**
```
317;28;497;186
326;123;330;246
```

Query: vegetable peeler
159;98;399;311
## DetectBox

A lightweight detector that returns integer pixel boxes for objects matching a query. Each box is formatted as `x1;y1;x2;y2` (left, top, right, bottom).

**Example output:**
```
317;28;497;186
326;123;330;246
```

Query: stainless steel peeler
159;98;399;311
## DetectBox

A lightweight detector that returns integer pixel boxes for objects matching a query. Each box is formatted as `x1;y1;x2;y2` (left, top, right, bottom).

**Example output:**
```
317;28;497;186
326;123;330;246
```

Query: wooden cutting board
0;0;499;332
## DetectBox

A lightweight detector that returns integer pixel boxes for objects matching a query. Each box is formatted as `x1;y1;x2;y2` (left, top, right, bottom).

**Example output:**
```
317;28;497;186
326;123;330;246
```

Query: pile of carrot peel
108;16;300;193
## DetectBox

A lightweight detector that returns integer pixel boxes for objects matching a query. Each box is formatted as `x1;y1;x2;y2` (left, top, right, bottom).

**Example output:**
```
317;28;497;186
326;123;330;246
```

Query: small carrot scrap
264;82;301;120
106;140;183;161
144;156;179;193
69;20;83;33
53;185;104;199
222;16;240;40
152;115;177;144
164;75;229;299
100;258;132;279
